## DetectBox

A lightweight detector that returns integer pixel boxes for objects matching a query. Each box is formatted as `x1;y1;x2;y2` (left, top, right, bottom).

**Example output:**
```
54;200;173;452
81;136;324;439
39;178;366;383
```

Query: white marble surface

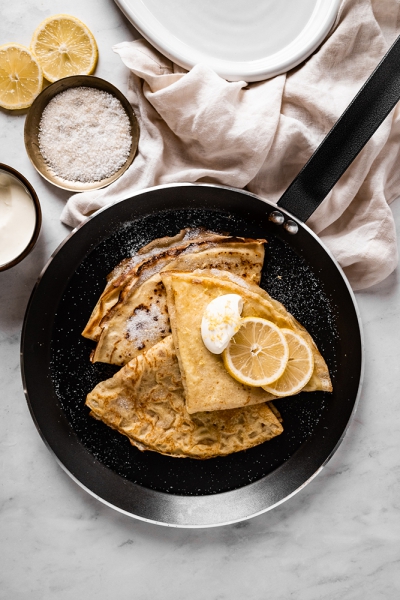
1;1;400;598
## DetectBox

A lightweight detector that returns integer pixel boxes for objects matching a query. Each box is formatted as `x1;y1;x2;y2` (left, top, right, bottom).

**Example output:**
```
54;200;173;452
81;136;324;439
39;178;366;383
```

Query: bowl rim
0;163;42;272
24;75;140;193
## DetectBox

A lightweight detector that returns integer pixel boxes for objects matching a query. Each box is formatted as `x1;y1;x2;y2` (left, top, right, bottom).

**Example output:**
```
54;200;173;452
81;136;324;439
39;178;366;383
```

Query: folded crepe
86;336;283;459
83;228;228;341
83;229;266;366
161;269;332;414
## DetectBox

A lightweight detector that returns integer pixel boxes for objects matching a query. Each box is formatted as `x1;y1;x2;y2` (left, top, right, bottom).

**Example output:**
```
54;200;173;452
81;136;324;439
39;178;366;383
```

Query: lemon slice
0;43;43;110
222;317;289;387
262;328;314;397
31;14;98;83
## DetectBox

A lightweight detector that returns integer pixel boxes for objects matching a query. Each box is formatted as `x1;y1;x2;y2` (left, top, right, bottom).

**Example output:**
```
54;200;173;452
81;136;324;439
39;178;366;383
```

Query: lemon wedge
0;43;43;110
31;14;98;83
262;328;314;397
222;317;289;387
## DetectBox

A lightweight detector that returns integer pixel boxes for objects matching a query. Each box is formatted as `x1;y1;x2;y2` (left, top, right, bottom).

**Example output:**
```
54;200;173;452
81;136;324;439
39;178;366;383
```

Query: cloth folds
61;0;400;290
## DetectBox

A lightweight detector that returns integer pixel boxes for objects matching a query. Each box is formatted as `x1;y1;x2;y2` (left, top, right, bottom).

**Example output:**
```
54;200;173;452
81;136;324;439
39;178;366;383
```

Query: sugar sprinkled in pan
38;87;132;183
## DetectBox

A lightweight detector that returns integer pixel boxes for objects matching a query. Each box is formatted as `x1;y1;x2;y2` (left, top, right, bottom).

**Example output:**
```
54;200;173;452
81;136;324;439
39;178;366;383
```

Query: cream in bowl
0;164;41;271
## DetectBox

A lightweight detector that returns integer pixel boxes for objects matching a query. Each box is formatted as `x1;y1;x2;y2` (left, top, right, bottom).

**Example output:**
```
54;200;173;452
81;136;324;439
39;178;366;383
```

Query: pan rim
20;182;364;527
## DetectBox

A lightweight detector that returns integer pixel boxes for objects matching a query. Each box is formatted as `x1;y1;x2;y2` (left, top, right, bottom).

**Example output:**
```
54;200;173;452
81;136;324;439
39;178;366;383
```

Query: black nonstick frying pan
21;36;400;527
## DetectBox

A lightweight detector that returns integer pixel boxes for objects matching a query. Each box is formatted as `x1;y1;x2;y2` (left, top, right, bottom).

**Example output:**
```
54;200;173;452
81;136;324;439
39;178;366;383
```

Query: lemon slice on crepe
263;328;314;397
0;43;43;109
223;317;289;387
31;14;98;82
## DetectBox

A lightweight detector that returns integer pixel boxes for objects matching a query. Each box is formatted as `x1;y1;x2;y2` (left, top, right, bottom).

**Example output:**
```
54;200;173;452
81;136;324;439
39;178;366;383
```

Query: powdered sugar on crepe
126;303;169;349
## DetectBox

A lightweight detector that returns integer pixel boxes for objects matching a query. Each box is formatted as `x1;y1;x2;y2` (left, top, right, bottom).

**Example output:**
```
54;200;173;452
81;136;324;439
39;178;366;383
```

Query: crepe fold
82;229;266;366
161;269;332;414
86;336;283;459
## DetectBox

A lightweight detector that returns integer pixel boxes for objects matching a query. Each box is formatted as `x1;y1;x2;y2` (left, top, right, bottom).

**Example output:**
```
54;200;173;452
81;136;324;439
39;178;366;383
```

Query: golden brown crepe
83;230;266;366
161;269;332;414
209;269;333;394
83;229;227;341
86;336;283;459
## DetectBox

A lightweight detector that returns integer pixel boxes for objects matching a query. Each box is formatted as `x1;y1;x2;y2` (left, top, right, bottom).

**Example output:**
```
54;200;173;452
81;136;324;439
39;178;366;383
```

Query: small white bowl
0;163;42;271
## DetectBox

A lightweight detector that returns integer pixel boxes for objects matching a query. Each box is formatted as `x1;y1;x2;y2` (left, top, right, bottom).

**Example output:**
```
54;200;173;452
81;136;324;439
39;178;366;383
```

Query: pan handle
277;35;400;222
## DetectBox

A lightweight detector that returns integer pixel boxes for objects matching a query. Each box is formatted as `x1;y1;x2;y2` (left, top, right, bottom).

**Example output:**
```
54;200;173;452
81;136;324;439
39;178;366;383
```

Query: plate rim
114;0;341;82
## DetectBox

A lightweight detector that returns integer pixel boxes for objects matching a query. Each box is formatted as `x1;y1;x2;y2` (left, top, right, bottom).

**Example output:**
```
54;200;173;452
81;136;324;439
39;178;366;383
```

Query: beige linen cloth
61;0;400;290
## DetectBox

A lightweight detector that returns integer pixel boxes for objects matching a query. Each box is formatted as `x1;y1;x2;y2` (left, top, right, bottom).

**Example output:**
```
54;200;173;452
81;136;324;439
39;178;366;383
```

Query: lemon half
0;43;43;110
262;328;314;397
31;14;98;83
223;317;289;387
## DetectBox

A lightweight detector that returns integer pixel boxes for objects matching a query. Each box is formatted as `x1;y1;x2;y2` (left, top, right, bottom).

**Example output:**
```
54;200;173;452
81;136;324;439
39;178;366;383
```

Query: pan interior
50;206;338;496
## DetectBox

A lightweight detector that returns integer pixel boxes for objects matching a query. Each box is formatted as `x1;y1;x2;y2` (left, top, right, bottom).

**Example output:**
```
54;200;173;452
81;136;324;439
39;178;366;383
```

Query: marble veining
1;0;400;598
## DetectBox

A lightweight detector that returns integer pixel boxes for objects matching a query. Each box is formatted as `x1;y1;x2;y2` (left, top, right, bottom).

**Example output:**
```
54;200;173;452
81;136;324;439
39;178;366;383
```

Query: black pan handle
277;35;400;222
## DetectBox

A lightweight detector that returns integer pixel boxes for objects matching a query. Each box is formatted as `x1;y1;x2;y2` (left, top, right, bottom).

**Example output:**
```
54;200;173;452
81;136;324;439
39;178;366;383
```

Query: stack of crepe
83;228;266;365
85;229;332;459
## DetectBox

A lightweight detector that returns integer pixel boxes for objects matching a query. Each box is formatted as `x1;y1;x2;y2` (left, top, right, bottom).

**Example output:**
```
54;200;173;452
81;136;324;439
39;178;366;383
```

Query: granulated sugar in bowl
24;76;139;192
39;87;131;183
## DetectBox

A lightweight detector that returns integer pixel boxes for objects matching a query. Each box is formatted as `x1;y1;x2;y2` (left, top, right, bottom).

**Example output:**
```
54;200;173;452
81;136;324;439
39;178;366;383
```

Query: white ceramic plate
115;0;341;82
